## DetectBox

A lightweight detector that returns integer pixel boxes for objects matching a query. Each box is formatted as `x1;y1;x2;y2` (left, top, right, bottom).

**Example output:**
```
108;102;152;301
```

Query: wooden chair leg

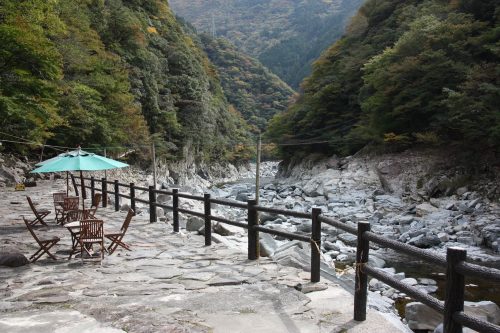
30;241;57;263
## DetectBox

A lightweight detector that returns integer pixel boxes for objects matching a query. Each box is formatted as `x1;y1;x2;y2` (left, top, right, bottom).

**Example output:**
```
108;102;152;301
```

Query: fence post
149;186;156;223
173;189;179;232
204;193;211;246
71;173;79;197
247;199;259;260
354;221;371;321
130;183;136;215
311;208;322;283
444;247;466;333
80;172;86;200
101;178;107;208
114;180;119;212
90;176;95;200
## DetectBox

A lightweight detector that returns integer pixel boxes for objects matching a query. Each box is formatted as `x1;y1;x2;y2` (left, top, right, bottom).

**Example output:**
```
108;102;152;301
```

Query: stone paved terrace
0;179;410;332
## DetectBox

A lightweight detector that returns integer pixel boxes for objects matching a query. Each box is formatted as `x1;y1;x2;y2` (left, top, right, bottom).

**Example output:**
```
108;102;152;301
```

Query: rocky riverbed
1;149;499;332
140;151;500;332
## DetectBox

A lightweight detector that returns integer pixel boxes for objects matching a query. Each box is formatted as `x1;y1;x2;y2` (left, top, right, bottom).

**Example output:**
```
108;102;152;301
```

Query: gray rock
405;301;443;331
398;216;414;225
437;232;449;242
213;222;240;236
409;234;441;248
456;186;468;196
295;282;328;294
0;252;29;267
259;212;277;223
235;192;249;202
338;233;357;246
401;278;418;286
416;203;438;217
120;203;131;212
186;216;204;231
323;241;340;252
156;194;171;204
408;301;500;331
368;255;386;269
259;233;278;257
297;221;312;233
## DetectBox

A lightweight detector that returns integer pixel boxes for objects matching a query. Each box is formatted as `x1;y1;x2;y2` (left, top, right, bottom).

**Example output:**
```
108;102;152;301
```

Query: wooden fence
74;175;500;333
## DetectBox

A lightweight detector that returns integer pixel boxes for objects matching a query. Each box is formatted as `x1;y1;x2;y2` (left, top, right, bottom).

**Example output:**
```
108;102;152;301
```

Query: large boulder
213;222;241;236
186;216;204;231
259;233;278;257
406;301;500;331
0;165;23;186
416;203;439;217
302;178;324;197
0;251;29;267
271;241;310;271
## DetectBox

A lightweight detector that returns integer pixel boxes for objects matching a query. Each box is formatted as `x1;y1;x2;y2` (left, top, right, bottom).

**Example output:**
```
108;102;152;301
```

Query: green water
384;253;500;317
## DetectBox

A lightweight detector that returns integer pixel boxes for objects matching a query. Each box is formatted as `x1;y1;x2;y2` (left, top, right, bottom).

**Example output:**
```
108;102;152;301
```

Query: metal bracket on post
354;221;371;321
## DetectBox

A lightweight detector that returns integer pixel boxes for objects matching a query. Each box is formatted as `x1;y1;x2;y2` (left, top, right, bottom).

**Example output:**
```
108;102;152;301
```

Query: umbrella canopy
31;148;128;173
35;152;66;167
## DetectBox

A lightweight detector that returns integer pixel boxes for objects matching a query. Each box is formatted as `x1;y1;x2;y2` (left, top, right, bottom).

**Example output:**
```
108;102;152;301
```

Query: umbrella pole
80;170;86;209
66;171;69;196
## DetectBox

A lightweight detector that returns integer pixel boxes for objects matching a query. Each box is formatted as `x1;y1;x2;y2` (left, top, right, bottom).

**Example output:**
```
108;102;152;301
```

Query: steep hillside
168;0;364;88
0;0;253;161
266;0;500;159
196;34;295;132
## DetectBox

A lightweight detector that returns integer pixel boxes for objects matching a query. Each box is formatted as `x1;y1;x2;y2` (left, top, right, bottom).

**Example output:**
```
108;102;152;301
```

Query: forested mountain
0;0;253;161
266;0;500;159
195;34;295;132
168;0;364;88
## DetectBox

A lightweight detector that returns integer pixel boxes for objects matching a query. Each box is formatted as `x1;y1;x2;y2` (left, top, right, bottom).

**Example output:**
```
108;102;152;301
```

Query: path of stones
0;180;409;332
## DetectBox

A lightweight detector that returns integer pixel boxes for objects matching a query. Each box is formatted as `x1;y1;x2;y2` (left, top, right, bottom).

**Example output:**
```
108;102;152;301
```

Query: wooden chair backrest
22;216;41;244
80;220;103;240
26;196;39;215
53;192;66;204
92;193;102;208
63;197;79;211
66;209;91;222
121;209;134;233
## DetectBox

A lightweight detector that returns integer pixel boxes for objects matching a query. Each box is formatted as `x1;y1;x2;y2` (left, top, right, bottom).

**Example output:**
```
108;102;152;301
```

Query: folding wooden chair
26;196;50;226
66;209;93;259
53;192;67;222
105;209;134;255
88;193;102;219
80;219;104;261
22;216;60;263
56;196;79;225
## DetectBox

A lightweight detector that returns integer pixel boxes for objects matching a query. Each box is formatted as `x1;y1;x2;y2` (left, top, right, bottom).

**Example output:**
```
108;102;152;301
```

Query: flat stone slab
0;180;410;332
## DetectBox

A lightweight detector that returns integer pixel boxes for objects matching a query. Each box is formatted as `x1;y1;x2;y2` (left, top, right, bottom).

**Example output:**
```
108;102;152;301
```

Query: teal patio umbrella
32;148;128;199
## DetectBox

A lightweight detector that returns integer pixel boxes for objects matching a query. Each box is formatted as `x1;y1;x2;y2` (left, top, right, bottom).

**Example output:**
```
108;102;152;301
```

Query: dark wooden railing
73;174;500;333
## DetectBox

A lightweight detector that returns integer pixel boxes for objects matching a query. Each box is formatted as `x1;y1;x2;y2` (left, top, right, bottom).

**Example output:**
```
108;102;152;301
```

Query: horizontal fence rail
73;175;500;333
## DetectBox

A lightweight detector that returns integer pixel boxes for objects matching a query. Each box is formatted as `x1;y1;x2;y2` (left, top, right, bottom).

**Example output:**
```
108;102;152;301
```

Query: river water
383;251;500;317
